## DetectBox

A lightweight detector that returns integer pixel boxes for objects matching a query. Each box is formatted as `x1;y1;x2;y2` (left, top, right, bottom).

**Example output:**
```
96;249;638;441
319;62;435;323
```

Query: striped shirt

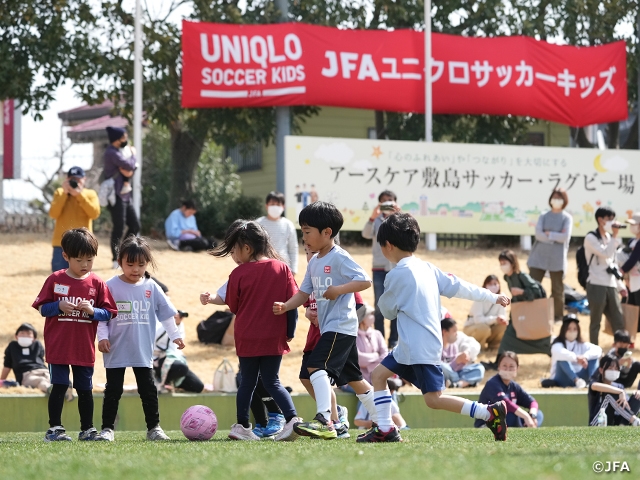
256;216;299;274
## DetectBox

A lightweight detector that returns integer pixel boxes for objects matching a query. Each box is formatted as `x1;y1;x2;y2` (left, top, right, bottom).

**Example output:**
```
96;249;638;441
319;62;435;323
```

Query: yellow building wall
528;121;571;147
239;107;375;198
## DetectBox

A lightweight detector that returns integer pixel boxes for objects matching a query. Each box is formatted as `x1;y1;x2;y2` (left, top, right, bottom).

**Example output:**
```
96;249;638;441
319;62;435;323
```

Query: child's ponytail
210;219;284;262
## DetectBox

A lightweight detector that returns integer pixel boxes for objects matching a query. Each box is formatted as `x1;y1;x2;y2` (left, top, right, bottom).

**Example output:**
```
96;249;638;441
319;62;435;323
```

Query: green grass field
1;428;638;480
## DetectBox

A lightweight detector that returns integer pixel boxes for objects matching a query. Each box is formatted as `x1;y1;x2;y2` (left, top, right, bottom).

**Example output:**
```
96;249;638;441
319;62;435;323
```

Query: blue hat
106;126;126;143
67;166;85;178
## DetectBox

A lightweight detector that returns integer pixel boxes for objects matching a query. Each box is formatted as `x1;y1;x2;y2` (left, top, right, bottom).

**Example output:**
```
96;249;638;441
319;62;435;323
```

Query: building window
226;142;262;172
367;127;377;139
525;132;545;146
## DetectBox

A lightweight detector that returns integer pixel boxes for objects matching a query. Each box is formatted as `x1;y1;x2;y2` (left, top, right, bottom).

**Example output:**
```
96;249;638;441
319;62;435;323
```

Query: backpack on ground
197;311;234;344
576;230;601;289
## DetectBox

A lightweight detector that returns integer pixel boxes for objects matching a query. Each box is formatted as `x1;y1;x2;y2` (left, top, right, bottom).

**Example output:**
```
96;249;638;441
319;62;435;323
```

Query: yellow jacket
49;188;101;246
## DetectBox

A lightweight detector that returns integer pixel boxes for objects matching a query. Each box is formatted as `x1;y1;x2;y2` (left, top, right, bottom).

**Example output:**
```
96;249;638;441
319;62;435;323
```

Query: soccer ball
180;405;218;441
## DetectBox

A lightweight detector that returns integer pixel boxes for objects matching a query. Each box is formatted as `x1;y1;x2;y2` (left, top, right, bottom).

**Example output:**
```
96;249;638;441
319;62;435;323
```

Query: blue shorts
49;364;94;391
380;352;444;394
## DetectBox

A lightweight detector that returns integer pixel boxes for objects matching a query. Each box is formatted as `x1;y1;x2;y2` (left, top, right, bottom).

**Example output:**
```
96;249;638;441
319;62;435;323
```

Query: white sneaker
228;423;261;441
147;425;170;441
275;417;301;442
120;183;132;195
166;239;180;251
632;417;640;427
97;428;114;441
575;378;587;389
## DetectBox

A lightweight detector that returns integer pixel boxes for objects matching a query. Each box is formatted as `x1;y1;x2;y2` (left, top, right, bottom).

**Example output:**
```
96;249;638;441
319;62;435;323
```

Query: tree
0;1;95;118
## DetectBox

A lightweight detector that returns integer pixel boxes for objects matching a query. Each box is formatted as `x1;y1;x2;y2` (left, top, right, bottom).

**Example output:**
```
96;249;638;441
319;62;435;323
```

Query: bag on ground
213;358;238;393
604;303;639;343
511;297;554;340
197;311;234;344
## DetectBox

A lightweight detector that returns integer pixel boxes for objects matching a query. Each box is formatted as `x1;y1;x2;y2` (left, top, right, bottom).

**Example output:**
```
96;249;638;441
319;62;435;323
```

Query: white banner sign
285;136;640;236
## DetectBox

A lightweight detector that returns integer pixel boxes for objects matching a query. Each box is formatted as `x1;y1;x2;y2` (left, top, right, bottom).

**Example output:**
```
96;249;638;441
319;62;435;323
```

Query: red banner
182;21;627;126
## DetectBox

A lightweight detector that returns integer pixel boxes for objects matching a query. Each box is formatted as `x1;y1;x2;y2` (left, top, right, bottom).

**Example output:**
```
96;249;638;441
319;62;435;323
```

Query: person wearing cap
619;212;640;334
1;323;50;393
103;126;140;268
544;314;602;388
48;166;101;272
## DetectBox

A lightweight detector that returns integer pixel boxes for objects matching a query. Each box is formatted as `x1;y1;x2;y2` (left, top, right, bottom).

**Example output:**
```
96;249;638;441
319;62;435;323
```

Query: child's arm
38;299;77;317
323;280;371;300
160;316;185;350
591;382;629;409
200;292;226;305
97;322;111;353
273;291;310;315
286;309;297;340
1;367;10;380
435;268;510;307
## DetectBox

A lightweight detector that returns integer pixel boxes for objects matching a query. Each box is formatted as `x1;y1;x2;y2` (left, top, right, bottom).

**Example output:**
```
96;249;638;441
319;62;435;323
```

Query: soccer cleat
335;423;351;439
228;423;261;441
356;425;403;443
337;405;350;430
262;413;285;437
357;422;377;439
146;425;170;441
44;427;72;442
252;424;265;438
78;427;102;441
486;401;508;441
293;413;337;440
275;417;301;442
97;428;114;441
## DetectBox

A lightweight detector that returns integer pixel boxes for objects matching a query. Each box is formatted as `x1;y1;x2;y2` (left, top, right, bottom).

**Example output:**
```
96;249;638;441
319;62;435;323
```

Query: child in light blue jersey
358;213;511;443
97;236;184;442
274;201;376;440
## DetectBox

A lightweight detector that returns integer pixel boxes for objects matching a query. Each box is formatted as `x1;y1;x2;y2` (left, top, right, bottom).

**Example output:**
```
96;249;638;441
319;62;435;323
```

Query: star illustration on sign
371;146;383;159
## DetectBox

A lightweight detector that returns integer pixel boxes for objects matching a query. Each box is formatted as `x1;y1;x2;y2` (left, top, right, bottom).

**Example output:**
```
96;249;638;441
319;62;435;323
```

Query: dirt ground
0;232;623;395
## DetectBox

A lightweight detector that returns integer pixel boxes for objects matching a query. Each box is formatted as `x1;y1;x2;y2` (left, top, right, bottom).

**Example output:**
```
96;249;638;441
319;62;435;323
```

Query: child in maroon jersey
32;228;117;442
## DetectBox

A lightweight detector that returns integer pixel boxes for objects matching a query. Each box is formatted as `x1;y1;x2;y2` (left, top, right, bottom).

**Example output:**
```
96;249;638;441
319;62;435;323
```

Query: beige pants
464;323;507;350
21;368;50;393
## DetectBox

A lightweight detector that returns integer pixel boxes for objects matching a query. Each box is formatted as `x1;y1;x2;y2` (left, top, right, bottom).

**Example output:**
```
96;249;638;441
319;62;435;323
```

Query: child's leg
259;356;297;421
132;367;160;430
301;378;339;421
255;376;283;415
102;367;126;430
423;391;490;421
250;389;269;427
72;365;96;432
236;357;260;428
48;364;70;428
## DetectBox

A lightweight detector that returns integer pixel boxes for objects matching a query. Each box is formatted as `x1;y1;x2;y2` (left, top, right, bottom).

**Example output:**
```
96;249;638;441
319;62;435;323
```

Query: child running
359;213;511;443
97;236;184;441
32;228;117;441
273;201;376;440
202;220;301;441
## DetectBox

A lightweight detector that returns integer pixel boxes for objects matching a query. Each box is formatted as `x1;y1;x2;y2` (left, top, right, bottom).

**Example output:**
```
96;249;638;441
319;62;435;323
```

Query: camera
612;223;627;229
380;201;396;212
606;263;624;280
177;310;189;319
68;179;78;189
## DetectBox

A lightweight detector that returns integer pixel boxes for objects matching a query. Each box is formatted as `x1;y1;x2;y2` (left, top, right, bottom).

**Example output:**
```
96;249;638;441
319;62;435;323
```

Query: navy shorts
380;352;444;394
49;364;94;390
299;351;312;380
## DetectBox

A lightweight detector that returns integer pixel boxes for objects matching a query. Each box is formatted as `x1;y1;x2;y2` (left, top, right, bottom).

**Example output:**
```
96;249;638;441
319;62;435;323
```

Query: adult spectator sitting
103;126;140;269
527;188;572;323
362;190;400;348
619;212;640;335
356;304;388;384
588;354;640;426
164;199;213;252
154;311;204;393
1;323;72;400
48;166;100;272
543;314;601;388
441;318;485;388
464;275;508;350
608;330;640;389
475;351;542;429
584;206;626;345
256;191;298;275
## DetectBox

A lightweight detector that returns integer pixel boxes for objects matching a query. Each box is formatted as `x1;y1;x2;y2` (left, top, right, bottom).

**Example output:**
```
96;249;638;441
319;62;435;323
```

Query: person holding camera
584;206;627;345
608;330;640;389
361;190;400;348
48;166;101;272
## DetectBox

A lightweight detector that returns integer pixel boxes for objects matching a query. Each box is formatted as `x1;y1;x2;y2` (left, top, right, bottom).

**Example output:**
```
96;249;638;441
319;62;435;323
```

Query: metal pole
275;0;290;195
132;0;143;218
637;8;640;149
425;0;433;143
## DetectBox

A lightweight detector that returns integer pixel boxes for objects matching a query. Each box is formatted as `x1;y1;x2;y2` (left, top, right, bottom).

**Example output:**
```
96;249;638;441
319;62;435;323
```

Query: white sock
373;390;394;430
310;370;332;421
357;390;377;423
460;399;490;421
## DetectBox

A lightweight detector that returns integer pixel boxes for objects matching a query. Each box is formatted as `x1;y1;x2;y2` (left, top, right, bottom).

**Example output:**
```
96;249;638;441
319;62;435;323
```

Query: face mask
550;198;564;209
604;370;620;382
630;225;640;235
500;264;512;275
487;284;500;294
120;140;128;148
17;337;33;347
617;348;628;357
604;220;614;233
565;331;578;342
267;205;284;218
498;370;516;381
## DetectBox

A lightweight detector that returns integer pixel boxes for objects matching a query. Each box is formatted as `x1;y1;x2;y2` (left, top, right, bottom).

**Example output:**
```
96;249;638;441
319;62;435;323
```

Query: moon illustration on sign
593;154;629;173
